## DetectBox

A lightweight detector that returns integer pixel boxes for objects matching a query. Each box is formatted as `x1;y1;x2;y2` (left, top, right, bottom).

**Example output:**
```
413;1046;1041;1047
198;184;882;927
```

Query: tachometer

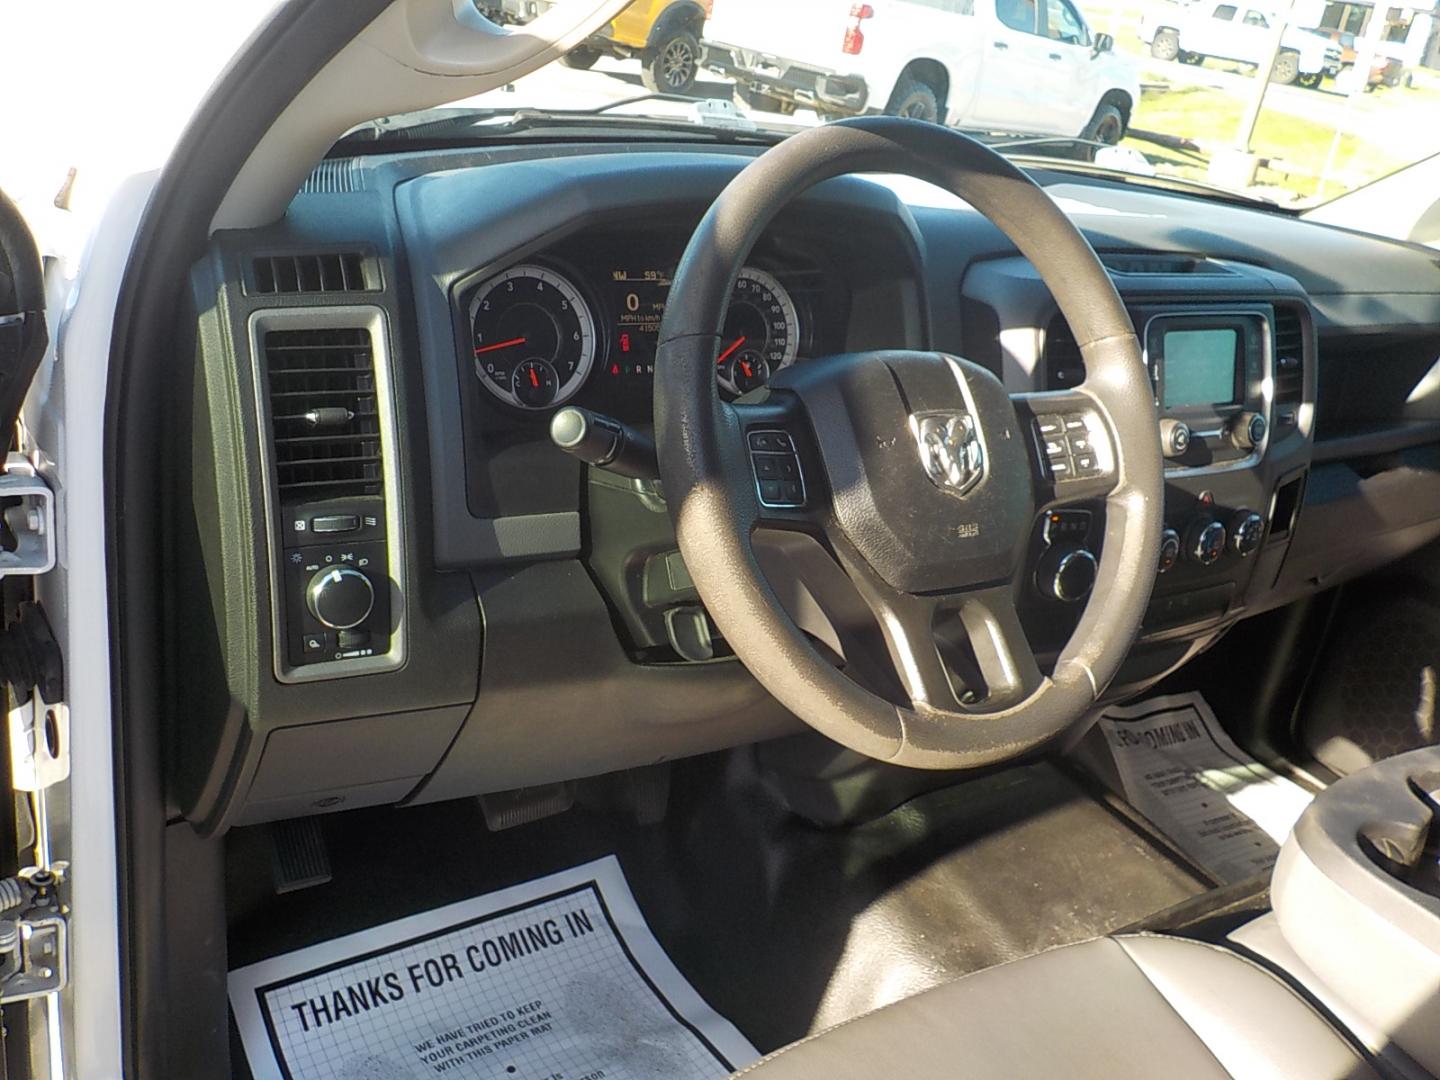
469;264;596;410
717;267;799;397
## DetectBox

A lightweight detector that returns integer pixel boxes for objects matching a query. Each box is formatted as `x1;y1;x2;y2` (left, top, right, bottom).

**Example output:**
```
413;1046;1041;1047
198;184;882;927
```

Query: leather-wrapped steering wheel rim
655;117;1162;768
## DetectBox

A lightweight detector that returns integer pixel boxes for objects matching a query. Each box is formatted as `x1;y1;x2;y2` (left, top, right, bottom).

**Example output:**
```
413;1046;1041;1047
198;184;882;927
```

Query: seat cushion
734;935;1376;1079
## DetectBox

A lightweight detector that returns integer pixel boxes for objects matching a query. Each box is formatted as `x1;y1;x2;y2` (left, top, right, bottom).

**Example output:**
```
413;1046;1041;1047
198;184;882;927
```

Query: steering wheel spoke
831;536;1044;715
1012;388;1121;507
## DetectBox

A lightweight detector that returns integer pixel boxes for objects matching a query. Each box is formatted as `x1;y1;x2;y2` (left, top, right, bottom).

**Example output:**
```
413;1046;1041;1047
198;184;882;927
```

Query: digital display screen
1163;329;1239;409
607;268;672;378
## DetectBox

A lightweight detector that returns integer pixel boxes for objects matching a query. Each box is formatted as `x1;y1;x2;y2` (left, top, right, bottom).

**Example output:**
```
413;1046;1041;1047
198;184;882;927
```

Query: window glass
1045;0;1090;44
997;0;1038;32
902;0;975;11
1212;4;1238;19
1242;10;1270;27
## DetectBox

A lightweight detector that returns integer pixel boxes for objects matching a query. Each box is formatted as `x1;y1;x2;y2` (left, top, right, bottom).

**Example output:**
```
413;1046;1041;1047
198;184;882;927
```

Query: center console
1267;746;1440;1076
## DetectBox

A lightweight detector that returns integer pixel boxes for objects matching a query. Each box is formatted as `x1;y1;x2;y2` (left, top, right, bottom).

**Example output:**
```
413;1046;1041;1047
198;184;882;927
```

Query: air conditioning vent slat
1043;316;1085;390
251;252;372;295
1273;307;1305;406
262;327;383;501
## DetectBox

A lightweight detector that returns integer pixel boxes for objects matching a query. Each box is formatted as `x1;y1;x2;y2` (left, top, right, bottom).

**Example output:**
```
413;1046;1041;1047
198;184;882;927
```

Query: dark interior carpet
1302;589;1440;776
226;752;1208;1072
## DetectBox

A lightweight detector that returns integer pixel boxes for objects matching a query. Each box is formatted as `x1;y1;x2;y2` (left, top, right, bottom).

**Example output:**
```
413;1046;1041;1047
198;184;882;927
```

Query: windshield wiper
336;98;791;148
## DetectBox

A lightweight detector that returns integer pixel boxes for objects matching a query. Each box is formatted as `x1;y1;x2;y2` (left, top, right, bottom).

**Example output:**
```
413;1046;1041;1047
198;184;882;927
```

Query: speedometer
717;268;800;397
469;264;597;410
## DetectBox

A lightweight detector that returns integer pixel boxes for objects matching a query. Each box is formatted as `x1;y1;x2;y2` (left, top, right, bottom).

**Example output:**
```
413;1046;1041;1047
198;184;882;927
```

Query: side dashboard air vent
1273;306;1305;405
251;252;371;295
1043;316;1084;390
299;158;365;195
263;327;383;500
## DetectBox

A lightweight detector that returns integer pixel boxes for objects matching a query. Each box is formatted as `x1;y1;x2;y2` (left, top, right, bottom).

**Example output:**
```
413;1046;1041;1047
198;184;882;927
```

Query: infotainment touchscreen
1162;328;1240;409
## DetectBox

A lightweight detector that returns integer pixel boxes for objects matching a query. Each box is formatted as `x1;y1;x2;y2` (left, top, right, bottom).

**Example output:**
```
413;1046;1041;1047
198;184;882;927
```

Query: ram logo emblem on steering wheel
913;412;985;496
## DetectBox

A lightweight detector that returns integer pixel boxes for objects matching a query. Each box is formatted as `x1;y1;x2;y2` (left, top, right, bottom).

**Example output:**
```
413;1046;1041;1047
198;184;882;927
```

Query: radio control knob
1038;547;1098;603
1185;519;1227;566
306;566;374;630
1231;411;1267;450
1230;511;1265;557
1159;418;1191;459
1158;528;1181;574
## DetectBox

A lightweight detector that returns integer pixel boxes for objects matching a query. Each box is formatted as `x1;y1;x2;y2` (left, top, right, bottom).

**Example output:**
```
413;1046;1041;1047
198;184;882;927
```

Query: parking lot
465;0;1440;206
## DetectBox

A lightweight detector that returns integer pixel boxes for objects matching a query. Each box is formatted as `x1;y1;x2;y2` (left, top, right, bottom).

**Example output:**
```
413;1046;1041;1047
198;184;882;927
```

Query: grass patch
1125;82;1404;198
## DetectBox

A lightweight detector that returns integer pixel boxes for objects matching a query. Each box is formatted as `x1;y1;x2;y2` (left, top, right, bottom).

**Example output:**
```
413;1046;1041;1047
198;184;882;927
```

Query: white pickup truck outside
1139;0;1342;86
701;0;1142;143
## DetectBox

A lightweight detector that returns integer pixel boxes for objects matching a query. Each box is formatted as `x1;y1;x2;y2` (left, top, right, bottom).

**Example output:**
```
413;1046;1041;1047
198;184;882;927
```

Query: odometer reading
469;265;596;410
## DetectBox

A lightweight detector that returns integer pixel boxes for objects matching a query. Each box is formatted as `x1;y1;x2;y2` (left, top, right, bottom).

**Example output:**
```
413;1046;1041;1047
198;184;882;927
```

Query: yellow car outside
561;1;714;94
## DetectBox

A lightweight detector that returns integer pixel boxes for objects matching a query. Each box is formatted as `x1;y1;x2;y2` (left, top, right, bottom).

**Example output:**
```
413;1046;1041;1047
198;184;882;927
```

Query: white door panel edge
26;170;159;1080
213;0;635;230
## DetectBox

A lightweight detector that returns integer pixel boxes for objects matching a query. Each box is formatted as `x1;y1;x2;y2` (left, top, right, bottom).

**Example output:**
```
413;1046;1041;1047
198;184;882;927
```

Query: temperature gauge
513;358;559;408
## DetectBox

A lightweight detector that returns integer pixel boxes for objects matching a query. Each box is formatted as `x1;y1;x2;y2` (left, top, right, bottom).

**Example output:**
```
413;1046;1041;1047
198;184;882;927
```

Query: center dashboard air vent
251;252;373;295
1272;306;1305;406
263;327;383;500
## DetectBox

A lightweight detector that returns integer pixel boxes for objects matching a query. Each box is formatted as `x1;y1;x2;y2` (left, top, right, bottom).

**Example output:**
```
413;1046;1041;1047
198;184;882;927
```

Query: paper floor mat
230;855;759;1080
1092;691;1314;884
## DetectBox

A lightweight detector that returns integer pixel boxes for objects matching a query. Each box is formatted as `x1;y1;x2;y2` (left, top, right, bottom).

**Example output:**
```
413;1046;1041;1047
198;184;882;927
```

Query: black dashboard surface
184;140;1440;829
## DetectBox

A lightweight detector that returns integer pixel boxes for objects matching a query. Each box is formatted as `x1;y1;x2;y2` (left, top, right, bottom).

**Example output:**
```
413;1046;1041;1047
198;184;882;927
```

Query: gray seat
735;935;1377;1079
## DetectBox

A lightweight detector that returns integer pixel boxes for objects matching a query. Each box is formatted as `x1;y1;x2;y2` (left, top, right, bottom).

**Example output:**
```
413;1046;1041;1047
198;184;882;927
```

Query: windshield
369;0;1440;220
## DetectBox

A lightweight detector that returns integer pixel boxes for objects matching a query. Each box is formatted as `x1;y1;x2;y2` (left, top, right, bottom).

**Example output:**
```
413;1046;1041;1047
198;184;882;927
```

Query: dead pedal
269;817;333;894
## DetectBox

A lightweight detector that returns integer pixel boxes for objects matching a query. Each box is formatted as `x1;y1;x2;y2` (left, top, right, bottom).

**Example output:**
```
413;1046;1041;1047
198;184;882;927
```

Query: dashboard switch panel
283;537;391;669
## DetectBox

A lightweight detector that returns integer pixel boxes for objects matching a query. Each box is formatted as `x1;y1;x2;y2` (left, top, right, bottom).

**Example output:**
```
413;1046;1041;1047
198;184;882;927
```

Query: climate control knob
1038;547;1099;603
306;566;375;630
1159;418;1192;459
1185;520;1227;566
1158;528;1181;574
1230;511;1265;557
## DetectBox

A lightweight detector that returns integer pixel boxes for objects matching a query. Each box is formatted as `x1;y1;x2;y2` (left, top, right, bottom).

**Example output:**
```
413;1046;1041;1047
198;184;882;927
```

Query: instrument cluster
457;224;835;421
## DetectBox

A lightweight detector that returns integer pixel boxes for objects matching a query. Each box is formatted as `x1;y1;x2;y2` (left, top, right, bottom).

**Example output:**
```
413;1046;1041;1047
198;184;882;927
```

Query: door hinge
0;866;66;1003
0;453;55;581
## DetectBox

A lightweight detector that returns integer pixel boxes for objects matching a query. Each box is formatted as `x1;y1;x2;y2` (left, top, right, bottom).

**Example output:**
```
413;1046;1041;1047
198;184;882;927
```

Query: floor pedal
269;817;332;894
479;782;575;831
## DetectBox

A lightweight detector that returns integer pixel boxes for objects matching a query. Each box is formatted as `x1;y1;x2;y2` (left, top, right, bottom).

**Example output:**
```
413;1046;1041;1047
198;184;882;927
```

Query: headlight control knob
1185;519;1227;566
306;566;375;630
1038;547;1099;603
1159;418;1192;459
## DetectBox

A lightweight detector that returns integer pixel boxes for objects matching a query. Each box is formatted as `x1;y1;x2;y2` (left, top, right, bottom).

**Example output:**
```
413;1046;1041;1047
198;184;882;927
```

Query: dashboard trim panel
248;305;409;683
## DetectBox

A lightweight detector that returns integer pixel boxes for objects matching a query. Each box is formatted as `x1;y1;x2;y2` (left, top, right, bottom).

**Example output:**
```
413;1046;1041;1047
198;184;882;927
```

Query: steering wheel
655;118;1162;769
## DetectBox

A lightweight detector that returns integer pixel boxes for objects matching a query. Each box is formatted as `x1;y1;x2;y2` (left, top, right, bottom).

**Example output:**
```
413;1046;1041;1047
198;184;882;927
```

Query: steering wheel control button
306;566;376;630
1158;528;1181;574
1160;418;1192;459
749;430;805;509
748;430;793;452
1032;409;1108;483
1186;519;1227;566
1230;511;1265;557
